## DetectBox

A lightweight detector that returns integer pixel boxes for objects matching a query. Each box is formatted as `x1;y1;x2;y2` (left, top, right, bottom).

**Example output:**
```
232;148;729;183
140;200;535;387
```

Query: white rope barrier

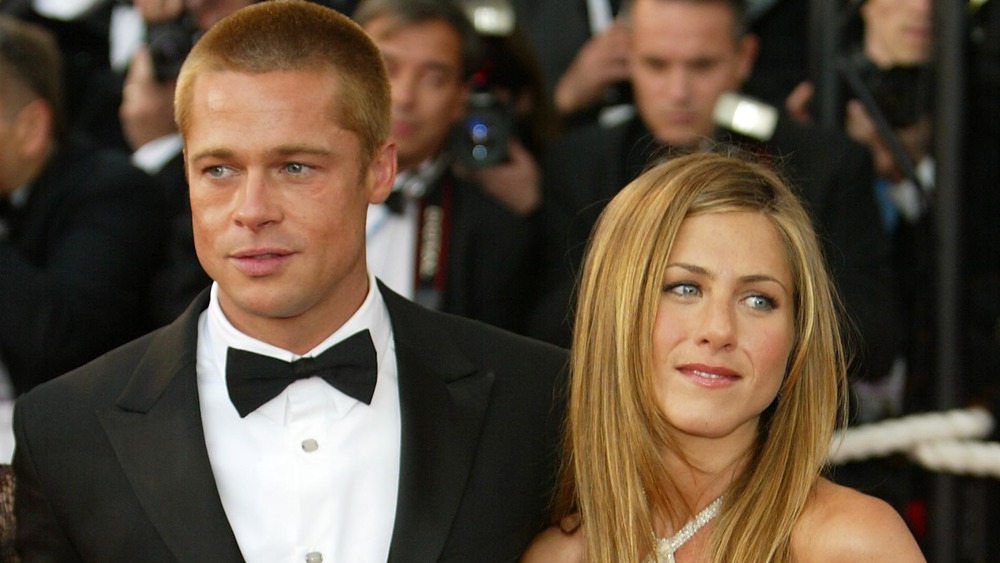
827;407;998;477
910;440;1000;479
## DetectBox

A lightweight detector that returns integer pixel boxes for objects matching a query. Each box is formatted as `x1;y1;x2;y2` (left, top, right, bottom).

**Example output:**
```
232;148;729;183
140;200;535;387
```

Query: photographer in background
787;0;933;421
354;0;547;334
119;0;253;325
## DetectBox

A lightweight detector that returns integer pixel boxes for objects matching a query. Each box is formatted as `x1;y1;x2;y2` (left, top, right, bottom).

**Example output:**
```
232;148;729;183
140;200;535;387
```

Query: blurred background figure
785;0;934;425
354;0;550;334
0;14;163;395
510;0;810;129
510;0;634;128
0;0;131;151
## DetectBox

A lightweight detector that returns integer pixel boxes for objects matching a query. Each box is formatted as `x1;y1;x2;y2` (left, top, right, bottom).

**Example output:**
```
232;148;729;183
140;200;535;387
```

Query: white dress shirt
366;186;419;301
366;156;452;304
197;274;401;563
131;133;183;175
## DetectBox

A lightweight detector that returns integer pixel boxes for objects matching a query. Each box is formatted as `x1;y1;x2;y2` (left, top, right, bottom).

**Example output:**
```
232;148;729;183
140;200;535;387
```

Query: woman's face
651;211;796;448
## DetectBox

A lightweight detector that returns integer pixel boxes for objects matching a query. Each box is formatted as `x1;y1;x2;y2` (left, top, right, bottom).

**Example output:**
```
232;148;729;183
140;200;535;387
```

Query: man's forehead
631;0;740;34
366;16;463;67
631;1;741;53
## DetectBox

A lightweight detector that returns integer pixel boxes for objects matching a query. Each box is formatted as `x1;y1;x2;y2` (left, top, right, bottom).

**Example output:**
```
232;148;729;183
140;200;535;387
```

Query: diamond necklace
651;495;724;563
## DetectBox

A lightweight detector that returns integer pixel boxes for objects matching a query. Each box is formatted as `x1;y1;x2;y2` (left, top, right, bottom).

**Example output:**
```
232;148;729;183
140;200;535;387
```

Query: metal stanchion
807;0;840;128
931;0;965;559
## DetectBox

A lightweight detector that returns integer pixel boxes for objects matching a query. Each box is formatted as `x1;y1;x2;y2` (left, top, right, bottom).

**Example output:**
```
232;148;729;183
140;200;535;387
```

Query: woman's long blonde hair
553;151;848;561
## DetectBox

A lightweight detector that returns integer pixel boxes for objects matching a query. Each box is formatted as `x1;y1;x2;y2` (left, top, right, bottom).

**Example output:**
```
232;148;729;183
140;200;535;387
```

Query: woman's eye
665;282;700;297
744;294;776;311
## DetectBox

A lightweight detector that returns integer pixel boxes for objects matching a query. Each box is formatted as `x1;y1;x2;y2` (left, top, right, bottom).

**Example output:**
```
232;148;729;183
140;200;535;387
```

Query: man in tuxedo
13;2;566;561
0;14;163;394
532;0;897;386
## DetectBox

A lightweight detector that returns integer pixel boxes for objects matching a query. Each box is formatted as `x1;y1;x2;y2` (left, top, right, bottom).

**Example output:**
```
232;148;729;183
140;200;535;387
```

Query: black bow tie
0;197;14;240
226;330;378;418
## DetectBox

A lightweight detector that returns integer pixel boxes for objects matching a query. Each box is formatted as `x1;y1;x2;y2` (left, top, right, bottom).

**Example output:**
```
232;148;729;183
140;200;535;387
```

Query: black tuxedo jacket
0;135;164;392
532;115;897;381
13;283;567;562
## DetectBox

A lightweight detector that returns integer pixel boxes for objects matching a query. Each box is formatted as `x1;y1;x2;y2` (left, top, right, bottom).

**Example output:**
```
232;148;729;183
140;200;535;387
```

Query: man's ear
736;33;760;85
367;139;397;204
449;81;472;123
14;99;53;159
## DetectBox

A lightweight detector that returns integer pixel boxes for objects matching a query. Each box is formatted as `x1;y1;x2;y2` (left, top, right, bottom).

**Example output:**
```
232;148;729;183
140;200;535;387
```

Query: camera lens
469;120;495;161
454;92;512;168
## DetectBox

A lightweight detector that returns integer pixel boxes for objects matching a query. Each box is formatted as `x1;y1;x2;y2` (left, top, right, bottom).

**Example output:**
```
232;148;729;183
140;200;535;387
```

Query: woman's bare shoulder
791;478;926;562
520;514;585;563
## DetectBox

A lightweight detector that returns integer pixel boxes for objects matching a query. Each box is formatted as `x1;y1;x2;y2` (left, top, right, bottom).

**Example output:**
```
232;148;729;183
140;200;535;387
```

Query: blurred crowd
0;0;997;551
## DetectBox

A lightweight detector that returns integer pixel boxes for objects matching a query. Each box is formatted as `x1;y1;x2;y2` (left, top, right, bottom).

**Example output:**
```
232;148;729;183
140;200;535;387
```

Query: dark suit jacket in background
14;283;567;562
531;114;897;383
435;170;545;336
147;152;211;327
0;134;164;393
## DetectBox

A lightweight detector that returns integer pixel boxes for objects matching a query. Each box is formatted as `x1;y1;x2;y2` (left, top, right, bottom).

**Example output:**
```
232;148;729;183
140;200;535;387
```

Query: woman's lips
677;363;740;388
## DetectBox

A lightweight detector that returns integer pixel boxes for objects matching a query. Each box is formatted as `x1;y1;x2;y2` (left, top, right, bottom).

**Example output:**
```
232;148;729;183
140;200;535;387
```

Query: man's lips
392;119;417;137
661;109;696;125
230;248;294;276
677;363;740;387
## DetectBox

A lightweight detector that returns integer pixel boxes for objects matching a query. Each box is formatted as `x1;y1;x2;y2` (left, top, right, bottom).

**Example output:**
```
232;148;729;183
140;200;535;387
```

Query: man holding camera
354;0;545;334
120;0;254;325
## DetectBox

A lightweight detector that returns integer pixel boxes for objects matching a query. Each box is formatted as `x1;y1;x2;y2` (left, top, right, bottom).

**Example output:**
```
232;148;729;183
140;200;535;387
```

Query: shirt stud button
305;551;323;563
301;439;319;453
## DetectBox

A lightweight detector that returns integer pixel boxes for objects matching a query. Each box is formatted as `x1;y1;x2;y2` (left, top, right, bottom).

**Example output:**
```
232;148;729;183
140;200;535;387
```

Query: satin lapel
97;292;244;562
380;284;496;562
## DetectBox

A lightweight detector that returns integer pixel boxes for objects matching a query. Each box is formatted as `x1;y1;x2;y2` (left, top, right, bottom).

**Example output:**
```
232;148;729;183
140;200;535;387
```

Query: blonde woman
522;152;924;562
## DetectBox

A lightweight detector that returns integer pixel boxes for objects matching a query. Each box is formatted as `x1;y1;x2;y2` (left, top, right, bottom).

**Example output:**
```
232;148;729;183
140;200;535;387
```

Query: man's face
0;100;18;195
861;0;931;67
364;16;469;172
629;0;756;147
184;69;394;349
0;91;36;195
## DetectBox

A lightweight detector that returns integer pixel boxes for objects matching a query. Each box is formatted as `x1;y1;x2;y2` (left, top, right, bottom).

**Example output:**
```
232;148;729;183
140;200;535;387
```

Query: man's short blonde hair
174;0;391;168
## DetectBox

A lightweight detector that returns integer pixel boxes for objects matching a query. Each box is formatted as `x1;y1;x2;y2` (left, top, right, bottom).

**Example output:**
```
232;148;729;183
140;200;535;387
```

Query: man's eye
284;163;309;174
205;165;228;178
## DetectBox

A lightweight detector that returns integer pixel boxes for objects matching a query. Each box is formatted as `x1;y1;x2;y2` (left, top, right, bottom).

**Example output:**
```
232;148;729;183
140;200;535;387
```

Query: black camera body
852;53;932;129
147;11;199;82
453;90;514;168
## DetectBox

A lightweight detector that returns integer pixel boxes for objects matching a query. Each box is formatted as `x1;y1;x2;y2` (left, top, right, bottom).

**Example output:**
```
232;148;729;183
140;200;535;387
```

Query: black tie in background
383;189;405;215
0;197;13;241
226;330;378;418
